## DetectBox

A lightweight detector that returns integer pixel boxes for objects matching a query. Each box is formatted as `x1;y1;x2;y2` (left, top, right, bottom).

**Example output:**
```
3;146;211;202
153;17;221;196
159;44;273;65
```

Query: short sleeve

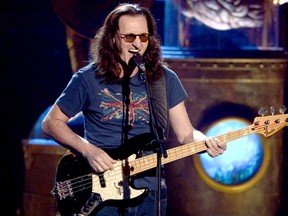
164;67;188;109
56;71;88;118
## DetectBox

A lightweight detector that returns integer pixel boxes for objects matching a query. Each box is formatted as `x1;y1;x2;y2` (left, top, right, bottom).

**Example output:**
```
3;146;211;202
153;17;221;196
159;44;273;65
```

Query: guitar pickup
99;173;106;188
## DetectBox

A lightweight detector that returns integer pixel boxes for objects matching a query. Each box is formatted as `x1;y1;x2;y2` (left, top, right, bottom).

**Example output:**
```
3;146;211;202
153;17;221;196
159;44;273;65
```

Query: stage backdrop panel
165;57;287;216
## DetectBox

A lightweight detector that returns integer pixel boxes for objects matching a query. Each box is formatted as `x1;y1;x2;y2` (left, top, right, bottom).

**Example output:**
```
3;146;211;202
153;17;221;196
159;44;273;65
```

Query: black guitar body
53;152;99;215
49;115;288;215
53;133;154;215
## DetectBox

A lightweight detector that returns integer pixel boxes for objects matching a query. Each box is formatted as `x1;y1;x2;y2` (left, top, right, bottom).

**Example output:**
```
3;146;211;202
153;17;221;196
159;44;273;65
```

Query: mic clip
133;53;146;81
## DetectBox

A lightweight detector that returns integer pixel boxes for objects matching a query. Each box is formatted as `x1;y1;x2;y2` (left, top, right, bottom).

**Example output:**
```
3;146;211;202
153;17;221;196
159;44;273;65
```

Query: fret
125;113;288;176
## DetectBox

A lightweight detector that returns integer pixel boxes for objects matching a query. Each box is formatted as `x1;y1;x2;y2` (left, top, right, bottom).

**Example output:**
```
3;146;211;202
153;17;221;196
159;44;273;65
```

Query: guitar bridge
51;180;73;200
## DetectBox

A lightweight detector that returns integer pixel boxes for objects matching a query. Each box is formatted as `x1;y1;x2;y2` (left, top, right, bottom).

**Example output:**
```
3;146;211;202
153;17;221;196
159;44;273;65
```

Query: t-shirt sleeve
56;71;88;118
165;67;188;109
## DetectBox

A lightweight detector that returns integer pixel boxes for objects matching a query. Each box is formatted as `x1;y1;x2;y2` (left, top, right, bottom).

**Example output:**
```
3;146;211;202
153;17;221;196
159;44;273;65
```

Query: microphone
133;53;146;73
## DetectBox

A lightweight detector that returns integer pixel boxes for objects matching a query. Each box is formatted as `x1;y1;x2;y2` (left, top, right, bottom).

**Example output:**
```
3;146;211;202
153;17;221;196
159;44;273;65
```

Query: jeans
95;189;167;216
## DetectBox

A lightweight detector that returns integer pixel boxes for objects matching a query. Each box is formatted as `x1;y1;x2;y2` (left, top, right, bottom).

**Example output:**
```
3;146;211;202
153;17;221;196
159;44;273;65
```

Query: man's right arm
41;104;116;172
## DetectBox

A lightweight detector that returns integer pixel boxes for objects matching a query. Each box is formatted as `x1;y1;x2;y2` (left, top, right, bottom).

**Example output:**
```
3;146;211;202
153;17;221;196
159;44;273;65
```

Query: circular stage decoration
194;117;270;193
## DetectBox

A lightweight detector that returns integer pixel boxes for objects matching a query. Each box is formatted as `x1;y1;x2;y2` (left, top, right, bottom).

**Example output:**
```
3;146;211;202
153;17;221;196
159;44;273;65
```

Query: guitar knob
88;200;95;206
79;193;102;215
82;207;90;213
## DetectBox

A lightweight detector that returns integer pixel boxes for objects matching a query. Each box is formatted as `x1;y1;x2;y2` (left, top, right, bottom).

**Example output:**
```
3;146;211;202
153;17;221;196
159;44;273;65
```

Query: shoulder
162;65;181;81
75;63;96;76
163;65;175;74
72;63;100;82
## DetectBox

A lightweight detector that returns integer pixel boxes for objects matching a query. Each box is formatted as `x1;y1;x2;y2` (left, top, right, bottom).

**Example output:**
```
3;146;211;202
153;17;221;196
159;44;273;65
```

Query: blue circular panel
200;119;264;185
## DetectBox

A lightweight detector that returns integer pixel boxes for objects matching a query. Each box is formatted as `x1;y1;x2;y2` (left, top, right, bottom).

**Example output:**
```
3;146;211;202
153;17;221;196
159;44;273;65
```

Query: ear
113;37;116;43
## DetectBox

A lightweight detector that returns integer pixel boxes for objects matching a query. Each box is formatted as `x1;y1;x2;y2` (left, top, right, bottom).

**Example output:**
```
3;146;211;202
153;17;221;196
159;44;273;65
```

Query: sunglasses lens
139;34;148;42
125;34;136;42
120;33;149;42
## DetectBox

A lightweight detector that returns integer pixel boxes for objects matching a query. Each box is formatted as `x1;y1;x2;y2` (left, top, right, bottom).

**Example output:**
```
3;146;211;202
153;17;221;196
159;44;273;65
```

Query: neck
119;60;138;78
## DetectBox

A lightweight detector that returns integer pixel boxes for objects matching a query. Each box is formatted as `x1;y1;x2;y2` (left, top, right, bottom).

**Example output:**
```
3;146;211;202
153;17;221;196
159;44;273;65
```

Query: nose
132;36;142;47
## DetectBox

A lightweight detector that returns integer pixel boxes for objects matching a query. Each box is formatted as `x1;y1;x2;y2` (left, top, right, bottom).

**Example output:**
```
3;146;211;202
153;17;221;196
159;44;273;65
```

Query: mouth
128;48;140;54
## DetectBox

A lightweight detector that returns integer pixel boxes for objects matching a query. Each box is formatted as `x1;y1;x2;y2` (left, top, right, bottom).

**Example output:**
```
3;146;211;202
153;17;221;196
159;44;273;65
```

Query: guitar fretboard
127;126;252;175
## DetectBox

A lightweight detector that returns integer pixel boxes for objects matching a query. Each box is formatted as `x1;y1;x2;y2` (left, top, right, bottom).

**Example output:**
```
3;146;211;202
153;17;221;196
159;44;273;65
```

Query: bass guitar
51;113;288;215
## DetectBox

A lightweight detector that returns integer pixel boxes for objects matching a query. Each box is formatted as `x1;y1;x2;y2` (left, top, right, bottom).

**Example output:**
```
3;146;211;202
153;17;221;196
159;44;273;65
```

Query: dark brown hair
89;3;165;83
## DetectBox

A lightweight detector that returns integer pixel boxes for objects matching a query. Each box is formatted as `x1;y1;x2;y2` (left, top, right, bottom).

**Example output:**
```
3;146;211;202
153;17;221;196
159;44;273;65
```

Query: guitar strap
148;68;169;144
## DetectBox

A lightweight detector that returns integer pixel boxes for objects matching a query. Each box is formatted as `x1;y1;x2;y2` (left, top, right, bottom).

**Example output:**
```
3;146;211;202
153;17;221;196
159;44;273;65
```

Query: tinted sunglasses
118;33;150;43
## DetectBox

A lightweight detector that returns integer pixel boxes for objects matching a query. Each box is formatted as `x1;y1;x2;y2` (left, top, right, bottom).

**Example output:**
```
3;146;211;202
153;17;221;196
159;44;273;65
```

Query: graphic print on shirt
98;88;149;126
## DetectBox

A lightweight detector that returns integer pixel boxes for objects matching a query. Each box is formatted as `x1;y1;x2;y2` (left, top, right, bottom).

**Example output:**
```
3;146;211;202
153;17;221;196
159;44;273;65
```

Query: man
42;3;226;216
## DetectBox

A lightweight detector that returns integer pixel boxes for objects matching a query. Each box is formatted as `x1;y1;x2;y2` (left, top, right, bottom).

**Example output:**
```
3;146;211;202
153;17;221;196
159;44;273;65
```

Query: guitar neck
128;126;253;175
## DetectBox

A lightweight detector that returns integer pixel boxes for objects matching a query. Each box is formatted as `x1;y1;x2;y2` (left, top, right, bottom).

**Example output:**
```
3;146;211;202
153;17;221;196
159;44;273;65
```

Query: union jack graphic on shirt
98;88;149;126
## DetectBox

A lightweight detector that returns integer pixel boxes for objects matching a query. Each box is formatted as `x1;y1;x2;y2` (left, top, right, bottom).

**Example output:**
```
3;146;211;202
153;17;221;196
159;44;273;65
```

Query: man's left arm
169;101;227;157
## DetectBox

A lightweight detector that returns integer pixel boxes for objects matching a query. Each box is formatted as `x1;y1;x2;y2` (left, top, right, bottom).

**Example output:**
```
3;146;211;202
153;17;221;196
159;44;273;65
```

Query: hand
83;144;117;173
205;138;227;158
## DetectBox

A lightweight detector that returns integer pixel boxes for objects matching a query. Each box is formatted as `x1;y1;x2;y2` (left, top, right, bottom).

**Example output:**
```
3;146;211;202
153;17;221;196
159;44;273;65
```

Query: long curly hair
89;3;166;83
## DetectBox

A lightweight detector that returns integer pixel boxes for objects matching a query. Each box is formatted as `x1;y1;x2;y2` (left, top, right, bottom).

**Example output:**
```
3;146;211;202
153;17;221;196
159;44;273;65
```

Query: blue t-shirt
56;63;188;190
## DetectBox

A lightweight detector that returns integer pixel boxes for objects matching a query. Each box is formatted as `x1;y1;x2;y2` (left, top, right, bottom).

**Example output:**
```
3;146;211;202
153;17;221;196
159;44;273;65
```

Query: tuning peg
258;107;268;116
279;105;287;114
270;106;275;115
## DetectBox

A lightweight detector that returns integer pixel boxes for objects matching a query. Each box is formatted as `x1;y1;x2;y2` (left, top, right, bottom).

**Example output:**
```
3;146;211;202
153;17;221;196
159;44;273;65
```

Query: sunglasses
118;33;150;43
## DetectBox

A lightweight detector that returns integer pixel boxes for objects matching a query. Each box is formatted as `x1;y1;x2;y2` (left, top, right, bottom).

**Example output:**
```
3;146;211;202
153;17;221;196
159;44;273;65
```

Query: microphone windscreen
133;53;145;72
133;53;143;66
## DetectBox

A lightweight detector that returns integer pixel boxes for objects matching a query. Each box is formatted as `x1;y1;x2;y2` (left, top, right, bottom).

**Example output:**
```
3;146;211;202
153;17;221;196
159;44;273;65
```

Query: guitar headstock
251;113;288;137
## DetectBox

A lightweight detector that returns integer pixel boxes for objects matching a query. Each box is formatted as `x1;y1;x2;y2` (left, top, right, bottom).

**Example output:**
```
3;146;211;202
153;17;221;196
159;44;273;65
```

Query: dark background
0;0;72;214
0;0;165;215
0;0;287;215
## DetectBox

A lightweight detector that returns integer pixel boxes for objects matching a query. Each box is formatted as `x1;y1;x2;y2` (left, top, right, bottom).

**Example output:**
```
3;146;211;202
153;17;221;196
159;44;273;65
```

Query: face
115;15;149;65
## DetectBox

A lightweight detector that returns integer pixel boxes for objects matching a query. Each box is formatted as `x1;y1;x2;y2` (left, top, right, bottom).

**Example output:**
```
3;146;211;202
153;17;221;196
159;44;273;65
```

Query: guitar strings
56;129;243;196
56;122;276;198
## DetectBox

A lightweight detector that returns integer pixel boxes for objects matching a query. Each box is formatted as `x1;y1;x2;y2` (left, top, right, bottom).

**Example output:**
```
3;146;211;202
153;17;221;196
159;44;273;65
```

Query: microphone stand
134;54;167;216
119;58;135;216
